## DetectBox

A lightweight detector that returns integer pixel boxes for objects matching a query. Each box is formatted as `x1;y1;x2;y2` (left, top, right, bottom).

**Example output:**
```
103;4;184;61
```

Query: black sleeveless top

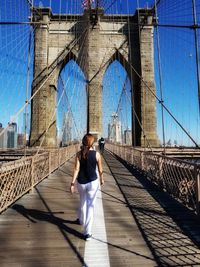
77;150;98;184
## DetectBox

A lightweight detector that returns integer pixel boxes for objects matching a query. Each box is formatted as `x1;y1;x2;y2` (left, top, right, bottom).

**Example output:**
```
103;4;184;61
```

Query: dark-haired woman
70;134;104;241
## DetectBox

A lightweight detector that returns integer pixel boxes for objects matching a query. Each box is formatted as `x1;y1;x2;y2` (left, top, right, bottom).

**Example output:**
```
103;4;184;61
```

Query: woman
70;133;104;241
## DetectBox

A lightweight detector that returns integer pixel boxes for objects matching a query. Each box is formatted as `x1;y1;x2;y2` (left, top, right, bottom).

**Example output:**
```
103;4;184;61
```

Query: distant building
108;113;122;144
124;128;132;145
7;122;17;148
17;133;26;148
62;111;72;146
0;124;7;149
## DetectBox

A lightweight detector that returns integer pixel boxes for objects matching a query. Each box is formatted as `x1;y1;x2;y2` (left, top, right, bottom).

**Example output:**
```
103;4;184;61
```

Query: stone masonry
30;7;159;147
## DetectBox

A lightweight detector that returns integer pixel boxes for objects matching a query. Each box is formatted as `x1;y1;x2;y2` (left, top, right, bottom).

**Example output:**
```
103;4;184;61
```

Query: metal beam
155;23;200;29
192;0;200;115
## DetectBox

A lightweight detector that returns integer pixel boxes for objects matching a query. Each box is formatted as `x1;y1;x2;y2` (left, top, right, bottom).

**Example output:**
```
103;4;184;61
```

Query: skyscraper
108;113;122;144
0;123;7;148
62;111;72;146
124;128;132;145
7;122;17;148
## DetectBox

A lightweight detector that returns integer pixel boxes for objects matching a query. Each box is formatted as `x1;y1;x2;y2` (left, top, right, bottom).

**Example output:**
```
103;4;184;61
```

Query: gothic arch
30;7;159;147
102;50;141;146
56;50;84;82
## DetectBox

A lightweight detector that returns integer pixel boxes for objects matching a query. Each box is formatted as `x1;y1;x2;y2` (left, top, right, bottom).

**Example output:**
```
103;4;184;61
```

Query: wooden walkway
1;151;200;266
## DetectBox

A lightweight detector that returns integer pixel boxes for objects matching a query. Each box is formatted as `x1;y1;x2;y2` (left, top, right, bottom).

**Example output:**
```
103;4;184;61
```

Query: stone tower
30;7;159;147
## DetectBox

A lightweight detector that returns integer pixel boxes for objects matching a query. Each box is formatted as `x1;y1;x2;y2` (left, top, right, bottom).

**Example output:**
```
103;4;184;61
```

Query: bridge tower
30;7;159;147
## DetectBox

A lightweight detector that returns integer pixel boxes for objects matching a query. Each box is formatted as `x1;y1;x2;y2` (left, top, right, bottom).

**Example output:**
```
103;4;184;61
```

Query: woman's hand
100;179;105;186
70;183;75;194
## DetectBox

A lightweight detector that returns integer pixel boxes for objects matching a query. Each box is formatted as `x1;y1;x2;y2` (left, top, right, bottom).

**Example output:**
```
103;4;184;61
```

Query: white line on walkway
83;188;110;267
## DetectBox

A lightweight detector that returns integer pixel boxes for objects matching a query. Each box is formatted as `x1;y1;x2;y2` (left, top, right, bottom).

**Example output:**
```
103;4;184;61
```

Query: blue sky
0;0;199;146
0;0;32;133
33;0;155;14
57;60;87;142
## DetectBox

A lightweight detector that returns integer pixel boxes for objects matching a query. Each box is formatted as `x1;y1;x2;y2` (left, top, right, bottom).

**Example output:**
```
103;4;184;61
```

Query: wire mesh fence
0;144;79;213
106;143;200;214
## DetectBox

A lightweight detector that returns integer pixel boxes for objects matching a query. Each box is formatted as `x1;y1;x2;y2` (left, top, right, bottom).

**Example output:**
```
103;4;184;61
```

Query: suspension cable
60;77;83;142
33;19;89;151
122;80;154;151
0;26;88;140
154;0;166;153
126;0;136;146
120;48;200;148
24;25;34;154
192;0;200;115
113;66;154;150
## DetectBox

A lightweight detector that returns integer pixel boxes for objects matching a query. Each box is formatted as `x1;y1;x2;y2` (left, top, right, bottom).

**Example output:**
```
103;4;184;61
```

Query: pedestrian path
1;150;200;266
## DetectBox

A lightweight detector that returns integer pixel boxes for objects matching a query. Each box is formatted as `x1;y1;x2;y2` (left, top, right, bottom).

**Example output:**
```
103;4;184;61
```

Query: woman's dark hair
81;133;95;159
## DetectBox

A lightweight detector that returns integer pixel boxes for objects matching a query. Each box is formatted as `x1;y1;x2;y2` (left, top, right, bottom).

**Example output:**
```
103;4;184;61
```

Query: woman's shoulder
95;151;101;159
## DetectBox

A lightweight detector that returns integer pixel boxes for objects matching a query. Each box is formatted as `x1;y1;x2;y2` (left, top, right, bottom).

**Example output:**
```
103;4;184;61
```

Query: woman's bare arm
96;152;104;185
70;155;80;193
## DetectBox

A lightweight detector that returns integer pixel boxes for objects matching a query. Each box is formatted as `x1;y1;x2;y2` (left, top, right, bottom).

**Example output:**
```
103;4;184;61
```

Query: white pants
77;179;99;235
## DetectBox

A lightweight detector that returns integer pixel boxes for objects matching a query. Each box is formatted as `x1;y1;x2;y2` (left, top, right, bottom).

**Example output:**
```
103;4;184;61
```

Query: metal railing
0;144;79;213
106;143;200;214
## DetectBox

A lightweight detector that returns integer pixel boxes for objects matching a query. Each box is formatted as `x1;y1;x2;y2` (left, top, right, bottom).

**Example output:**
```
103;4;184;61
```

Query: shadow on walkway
103;150;200;267
12;186;88;267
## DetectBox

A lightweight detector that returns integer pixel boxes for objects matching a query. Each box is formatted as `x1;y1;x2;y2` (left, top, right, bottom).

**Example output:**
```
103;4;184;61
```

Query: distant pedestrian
70;133;104;241
98;137;105;153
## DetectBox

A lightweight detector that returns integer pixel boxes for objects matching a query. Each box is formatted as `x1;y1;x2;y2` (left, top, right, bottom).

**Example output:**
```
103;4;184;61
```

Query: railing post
158;156;164;188
58;148;60;167
124;147;126;161
31;156;35;193
65;147;68;161
49;151;51;174
194;165;200;215
158;156;163;179
141;152;144;170
131;149;134;165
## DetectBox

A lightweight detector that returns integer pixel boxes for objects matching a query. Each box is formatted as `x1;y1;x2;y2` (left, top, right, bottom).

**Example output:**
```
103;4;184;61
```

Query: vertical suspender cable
25;28;32;152
120;46;199;148
154;0;166;153
25;0;34;154
136;0;146;150
136;0;148;151
192;0;200;115
86;3;90;134
126;0;136;146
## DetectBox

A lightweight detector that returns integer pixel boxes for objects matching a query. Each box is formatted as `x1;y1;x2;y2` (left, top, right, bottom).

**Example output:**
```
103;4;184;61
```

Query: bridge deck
1;151;200;266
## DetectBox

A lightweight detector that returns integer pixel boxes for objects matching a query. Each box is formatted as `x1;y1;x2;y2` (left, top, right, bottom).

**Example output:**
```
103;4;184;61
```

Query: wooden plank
101;152;156;267
103;150;200;266
0;159;86;267
2;150;200;266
